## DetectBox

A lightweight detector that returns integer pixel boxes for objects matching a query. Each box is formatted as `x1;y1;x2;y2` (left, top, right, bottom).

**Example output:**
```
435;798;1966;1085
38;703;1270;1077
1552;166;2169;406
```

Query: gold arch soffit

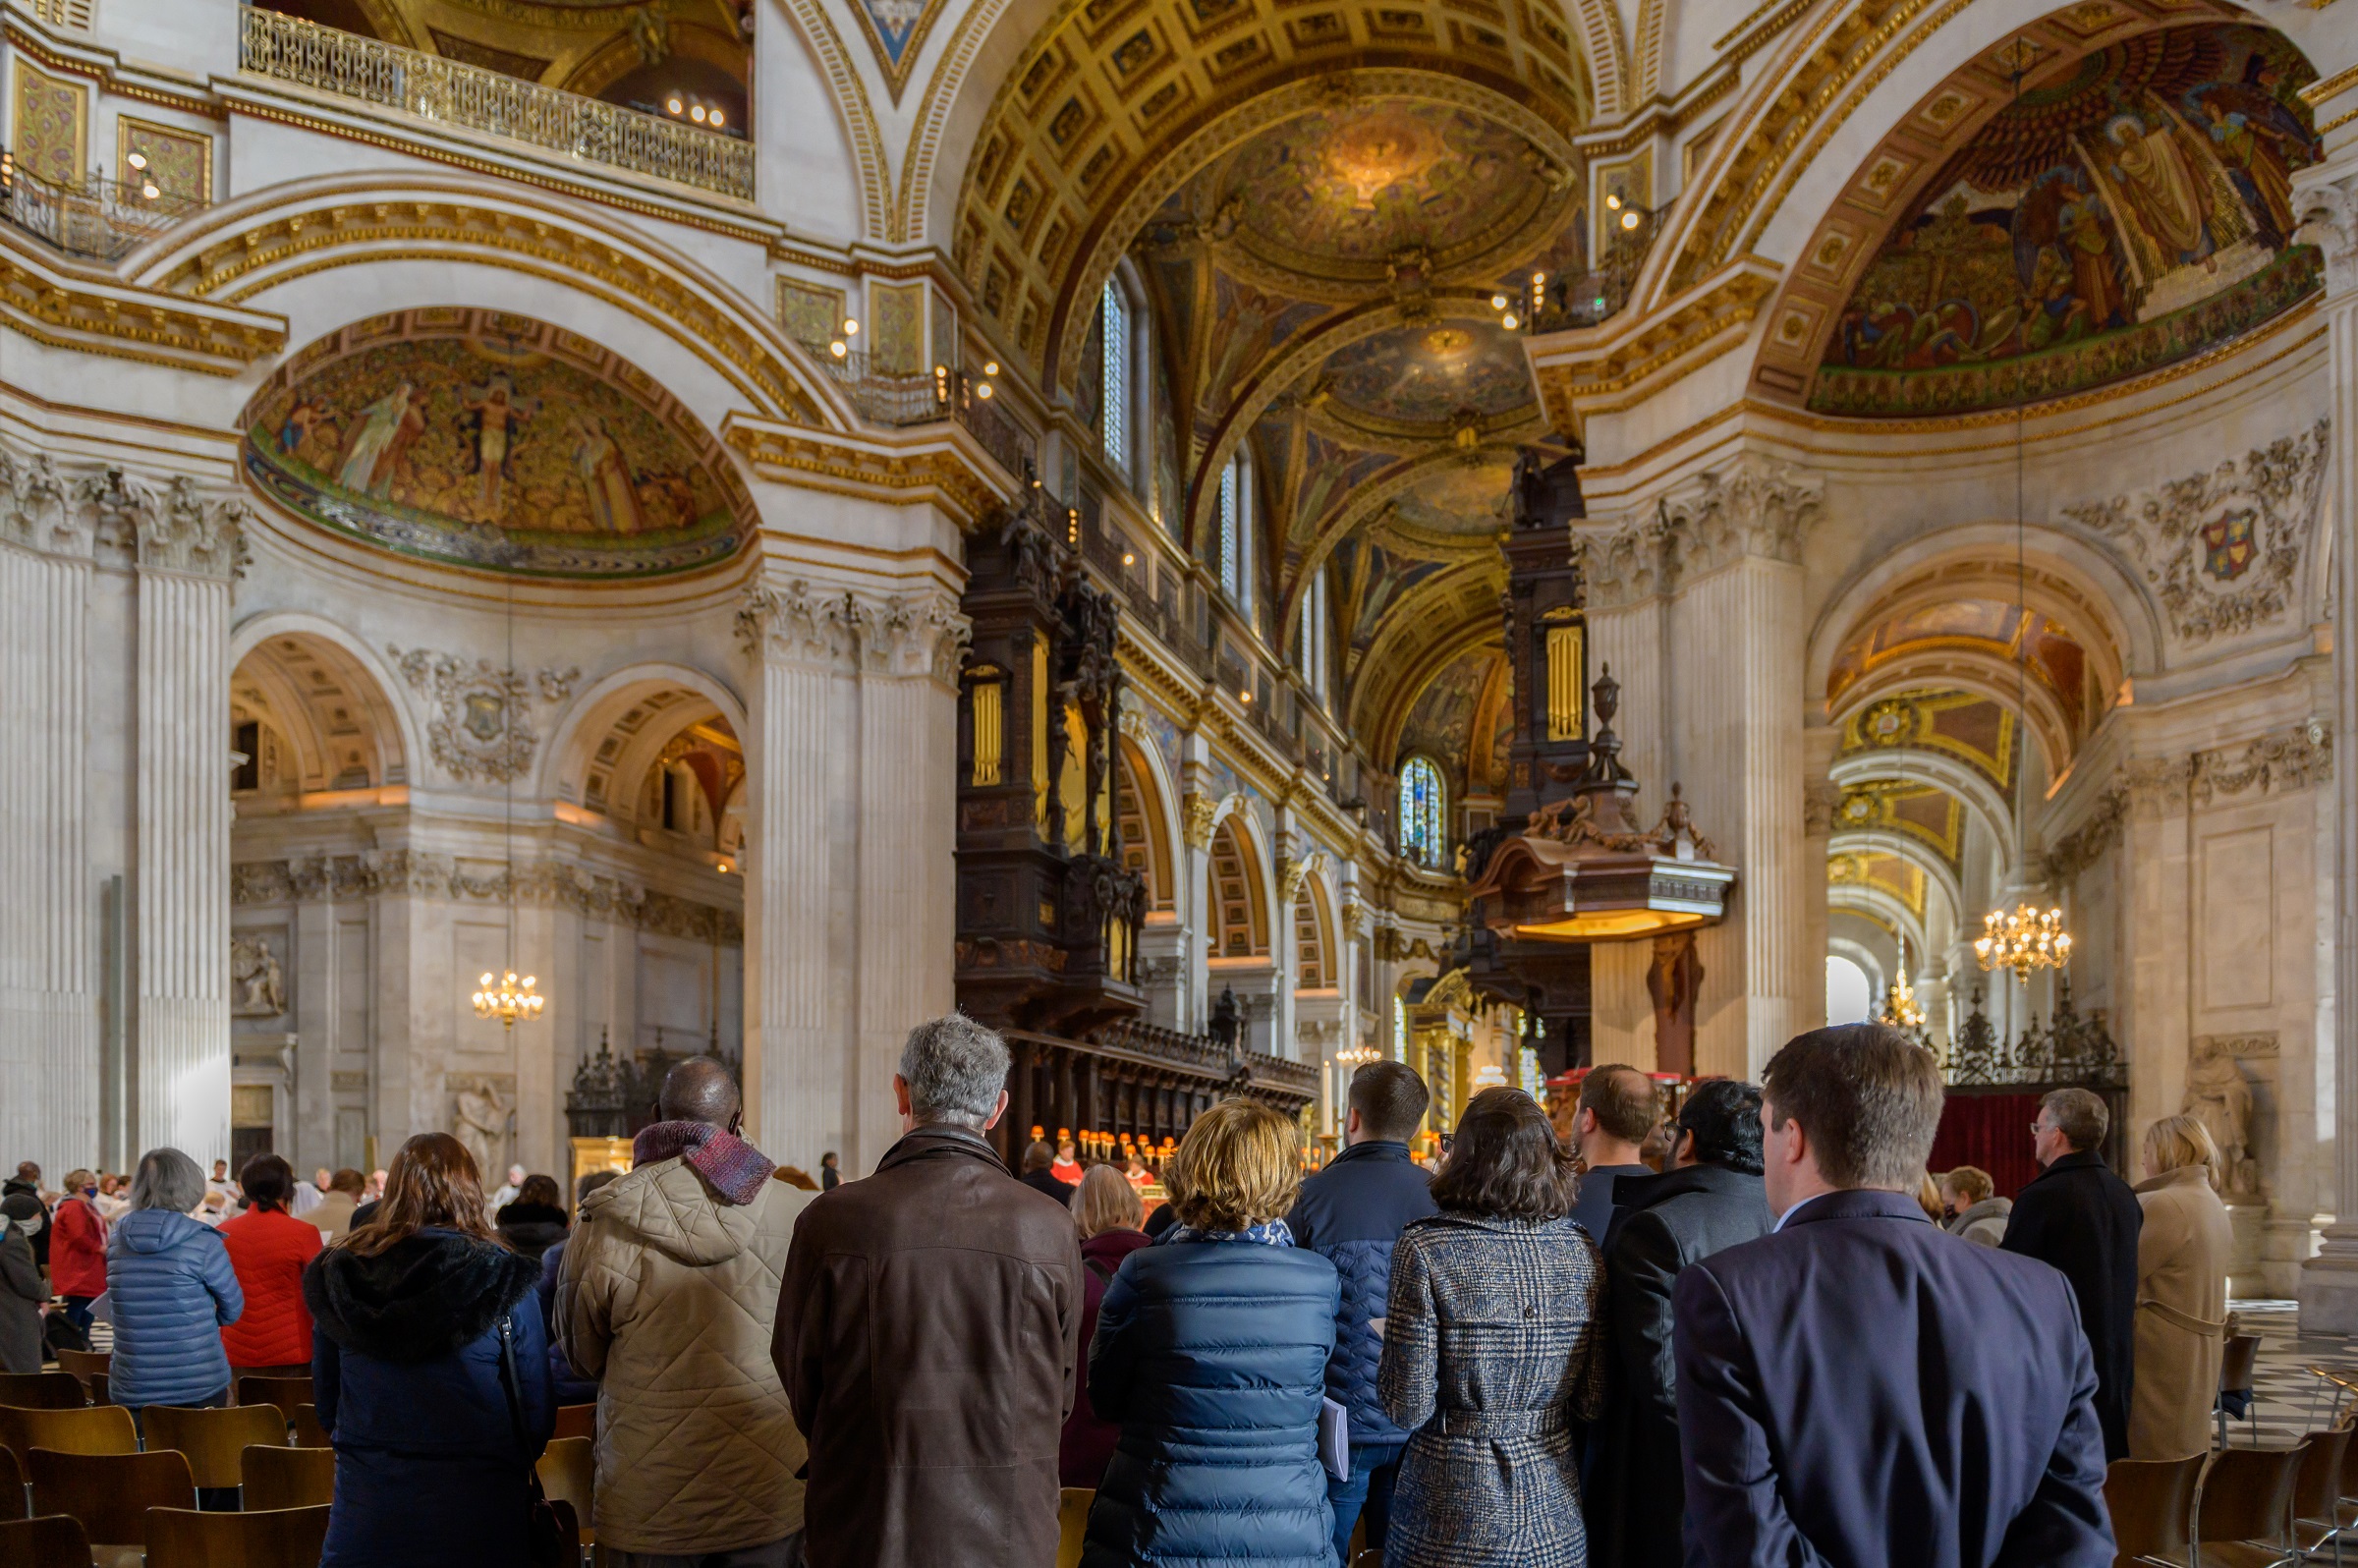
1277;438;1528;641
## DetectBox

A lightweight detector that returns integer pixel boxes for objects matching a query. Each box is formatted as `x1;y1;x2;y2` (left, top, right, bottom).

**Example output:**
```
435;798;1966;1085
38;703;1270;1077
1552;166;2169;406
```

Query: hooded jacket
558;1152;813;1555
494;1202;571;1262
105;1207;244;1407
304;1227;550;1459
1949;1195;2014;1248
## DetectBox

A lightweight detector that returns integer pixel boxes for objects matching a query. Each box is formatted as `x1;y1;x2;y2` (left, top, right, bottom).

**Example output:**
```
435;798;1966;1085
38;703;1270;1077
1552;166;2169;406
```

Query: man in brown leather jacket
774;1015;1083;1568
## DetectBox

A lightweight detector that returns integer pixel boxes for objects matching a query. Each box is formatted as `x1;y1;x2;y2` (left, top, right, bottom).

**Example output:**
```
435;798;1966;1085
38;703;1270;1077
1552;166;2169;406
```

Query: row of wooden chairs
0;1368;317;1419
2105;1422;2355;1568
1;1504;330;1568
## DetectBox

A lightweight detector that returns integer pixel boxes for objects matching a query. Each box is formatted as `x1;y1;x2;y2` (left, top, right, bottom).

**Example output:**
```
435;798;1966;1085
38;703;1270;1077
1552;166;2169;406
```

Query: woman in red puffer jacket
1058;1165;1155;1488
218;1154;322;1375
50;1169;109;1331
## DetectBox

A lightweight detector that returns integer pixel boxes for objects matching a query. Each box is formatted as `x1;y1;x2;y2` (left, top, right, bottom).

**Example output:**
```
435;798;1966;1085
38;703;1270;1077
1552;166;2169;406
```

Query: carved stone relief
447;1073;516;1182
388;647;579;784
2059;421;2329;644
229;933;288;1018
2046;725;2331;884
736;578;969;684
0;442;249;577
1582;457;1825;609
232;853;744;942
2185;1032;2276;1199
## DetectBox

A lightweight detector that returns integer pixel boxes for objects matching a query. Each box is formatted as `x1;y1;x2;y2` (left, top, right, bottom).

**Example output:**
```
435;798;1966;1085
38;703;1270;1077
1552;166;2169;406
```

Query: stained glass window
1099;282;1132;478
1398;756;1446;868
1218;452;1252;620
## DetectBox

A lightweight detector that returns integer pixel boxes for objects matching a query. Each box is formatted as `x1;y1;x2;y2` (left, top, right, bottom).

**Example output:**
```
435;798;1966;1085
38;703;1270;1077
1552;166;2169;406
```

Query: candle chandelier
471;575;545;1031
1335;1040;1381;1068
1975;39;2073;986
1880;946;1927;1030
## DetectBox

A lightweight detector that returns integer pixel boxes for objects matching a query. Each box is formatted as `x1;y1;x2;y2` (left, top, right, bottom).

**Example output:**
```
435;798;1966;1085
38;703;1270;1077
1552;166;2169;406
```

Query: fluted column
2296;163;2358;1329
0;452;96;1174
124;476;245;1161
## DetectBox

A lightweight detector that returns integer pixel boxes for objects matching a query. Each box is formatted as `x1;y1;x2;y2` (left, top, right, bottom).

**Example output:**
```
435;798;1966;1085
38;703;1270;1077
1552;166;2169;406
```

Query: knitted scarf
631;1121;775;1205
1162;1217;1294;1248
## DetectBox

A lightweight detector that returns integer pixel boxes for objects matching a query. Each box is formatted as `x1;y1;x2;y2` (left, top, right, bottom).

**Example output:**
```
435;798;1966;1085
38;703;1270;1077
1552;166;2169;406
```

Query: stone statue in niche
229;934;287;1018
450;1076;516;1181
2183;1035;2264;1197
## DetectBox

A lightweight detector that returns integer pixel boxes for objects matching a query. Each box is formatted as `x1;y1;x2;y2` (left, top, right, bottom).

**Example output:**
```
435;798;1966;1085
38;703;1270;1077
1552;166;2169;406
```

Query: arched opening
1207;813;1270;959
1825;955;1873;1026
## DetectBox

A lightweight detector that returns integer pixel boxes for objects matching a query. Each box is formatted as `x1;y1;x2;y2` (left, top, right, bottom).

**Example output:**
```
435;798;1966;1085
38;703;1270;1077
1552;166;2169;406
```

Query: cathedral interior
4;0;2358;1316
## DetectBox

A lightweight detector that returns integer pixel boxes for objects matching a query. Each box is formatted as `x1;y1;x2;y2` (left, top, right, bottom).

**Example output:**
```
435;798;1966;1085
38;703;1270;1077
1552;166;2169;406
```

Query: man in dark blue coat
1288;1060;1436;1565
2001;1088;2142;1460
1672;1023;2113;1568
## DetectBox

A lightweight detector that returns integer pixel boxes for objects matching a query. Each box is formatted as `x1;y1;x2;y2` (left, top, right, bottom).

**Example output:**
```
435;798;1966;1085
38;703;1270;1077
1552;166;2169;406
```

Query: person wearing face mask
50;1169;108;1333
0;1192;51;1373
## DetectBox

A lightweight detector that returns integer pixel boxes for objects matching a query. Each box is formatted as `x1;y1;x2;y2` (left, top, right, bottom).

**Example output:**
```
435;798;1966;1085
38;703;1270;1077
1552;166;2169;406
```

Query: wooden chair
291;1403;330;1448
0;1372;85;1411
0;1515;93;1568
242;1443;335;1511
26;1446;196;1558
2183;1440;2308;1568
0;1443;23;1520
1056;1486;1093;1568
536;1435;595;1548
2290;1424;2352;1566
0;1403;136;1467
2105;1451;2207;1568
144;1504;331;1568
140;1403;289;1490
52;1350;108;1391
552;1403;595;1441
2218;1335;2262;1447
238;1375;316;1424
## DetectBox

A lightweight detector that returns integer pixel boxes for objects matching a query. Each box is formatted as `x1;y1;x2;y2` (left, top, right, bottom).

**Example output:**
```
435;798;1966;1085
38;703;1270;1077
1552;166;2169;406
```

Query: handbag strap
493;1314;535;1474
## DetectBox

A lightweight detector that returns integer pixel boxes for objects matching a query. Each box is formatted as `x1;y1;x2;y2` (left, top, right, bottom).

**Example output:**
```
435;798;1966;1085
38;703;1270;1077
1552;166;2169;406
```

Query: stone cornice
1525;258;1779;437
0;226;286;376
722;416;1014;531
232;852;743;941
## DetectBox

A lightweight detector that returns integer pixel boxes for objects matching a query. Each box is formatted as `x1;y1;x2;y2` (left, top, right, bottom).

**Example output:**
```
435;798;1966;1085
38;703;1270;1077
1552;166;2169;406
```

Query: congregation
0;1018;2263;1567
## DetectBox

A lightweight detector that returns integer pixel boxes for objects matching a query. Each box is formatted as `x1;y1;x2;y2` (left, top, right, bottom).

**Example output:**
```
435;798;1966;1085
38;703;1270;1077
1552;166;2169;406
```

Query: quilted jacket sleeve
199;1229;245;1326
1377;1229;1437;1433
554;1210;617;1382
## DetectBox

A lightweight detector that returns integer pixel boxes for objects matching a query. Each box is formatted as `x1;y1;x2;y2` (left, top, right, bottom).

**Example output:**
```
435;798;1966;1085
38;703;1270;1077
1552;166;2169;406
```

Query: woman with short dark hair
307;1133;552;1568
218;1153;323;1378
1379;1087;1605;1568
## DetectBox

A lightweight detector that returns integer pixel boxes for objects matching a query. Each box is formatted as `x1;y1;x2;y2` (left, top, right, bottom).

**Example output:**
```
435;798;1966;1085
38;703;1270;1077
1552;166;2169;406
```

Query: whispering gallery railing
239;7;757;202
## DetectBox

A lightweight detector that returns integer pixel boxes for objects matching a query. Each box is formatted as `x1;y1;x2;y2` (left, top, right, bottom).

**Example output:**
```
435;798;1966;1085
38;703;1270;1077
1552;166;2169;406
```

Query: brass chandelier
1975;905;2073;980
1880;947;1927;1030
474;970;544;1029
472;573;545;1032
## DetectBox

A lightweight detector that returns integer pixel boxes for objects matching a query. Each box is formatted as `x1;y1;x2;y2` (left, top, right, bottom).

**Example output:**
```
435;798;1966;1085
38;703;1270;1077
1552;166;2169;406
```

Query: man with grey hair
774;1015;1083;1568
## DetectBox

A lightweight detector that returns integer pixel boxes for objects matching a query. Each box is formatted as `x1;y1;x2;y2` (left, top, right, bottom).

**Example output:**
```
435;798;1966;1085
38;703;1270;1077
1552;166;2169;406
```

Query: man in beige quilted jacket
558;1057;815;1567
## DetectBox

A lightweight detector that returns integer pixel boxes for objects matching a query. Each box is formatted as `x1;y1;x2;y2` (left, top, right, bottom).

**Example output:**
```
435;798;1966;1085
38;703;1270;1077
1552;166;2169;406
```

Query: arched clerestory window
1398;756;1446;868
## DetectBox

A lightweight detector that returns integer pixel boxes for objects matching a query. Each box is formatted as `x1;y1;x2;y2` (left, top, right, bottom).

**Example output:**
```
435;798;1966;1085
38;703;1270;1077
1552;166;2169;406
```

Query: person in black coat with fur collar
306;1133;553;1568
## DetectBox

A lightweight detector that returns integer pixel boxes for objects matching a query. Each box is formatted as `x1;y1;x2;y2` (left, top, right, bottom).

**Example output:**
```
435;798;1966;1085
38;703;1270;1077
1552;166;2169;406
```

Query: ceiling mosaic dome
1217;99;1564;295
243;308;752;579
1320;319;1538;432
1813;23;2322;418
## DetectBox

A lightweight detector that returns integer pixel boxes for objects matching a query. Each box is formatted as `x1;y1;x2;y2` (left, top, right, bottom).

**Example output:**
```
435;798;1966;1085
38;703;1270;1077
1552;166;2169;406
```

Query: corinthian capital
736;578;855;670
1582;456;1822;609
136;478;250;580
852;589;973;687
2297;175;2358;298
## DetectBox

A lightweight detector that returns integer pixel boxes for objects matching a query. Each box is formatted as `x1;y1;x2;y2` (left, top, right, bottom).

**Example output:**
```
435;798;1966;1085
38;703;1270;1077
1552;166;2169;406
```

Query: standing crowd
0;1016;2241;1568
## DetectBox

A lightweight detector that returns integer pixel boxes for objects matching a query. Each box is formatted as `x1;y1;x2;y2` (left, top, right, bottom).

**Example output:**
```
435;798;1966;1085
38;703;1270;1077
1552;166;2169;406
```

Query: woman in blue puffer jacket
1081;1098;1339;1568
106;1147;244;1419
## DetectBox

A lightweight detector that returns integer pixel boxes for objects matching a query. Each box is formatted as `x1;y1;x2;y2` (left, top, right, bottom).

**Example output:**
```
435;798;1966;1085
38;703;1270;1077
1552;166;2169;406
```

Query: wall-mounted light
1501;312;1518;330
667;96;685;114
976;382;994;398
126;152;148;171
1620;209;1642;231
982;361;1000;376
829;339;848;358
1121;551;1135;567
1604;192;1622;210
1489;294;1508;309
843;317;860;336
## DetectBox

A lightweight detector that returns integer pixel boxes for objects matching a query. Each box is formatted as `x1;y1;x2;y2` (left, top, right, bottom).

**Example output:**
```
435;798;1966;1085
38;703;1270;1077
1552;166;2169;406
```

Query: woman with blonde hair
1080;1098;1338;1568
1061;1164;1153;1487
2128;1112;2234;1460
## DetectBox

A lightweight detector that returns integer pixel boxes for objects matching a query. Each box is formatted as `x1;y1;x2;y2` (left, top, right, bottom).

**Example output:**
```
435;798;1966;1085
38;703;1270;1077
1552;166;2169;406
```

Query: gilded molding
722;417;1008;528
0;228;284;376
1529;261;1777;434
1181;792;1219;852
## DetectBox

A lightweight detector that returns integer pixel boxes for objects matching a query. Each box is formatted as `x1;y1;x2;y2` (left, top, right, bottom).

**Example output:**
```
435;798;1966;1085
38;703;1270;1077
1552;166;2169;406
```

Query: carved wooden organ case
953;483;1150;1035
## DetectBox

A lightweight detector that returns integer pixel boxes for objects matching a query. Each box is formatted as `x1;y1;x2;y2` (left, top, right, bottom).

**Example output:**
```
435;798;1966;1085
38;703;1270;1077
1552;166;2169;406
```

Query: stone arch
1350;559;1508;767
1206;804;1272;959
1292;867;1340;993
542;664;753;820
227;615;417;794
1114;727;1180;914
1827;747;2014;868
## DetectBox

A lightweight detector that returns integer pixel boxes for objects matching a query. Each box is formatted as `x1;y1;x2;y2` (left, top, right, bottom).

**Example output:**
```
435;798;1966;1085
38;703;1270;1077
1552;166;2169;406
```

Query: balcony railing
1533;208;1666;332
796;344;1038;477
239;6;756;202
0;160;204;261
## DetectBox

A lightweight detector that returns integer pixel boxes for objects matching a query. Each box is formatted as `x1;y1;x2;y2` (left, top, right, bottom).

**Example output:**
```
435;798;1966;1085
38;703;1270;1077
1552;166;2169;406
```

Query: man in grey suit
1672;1024;2113;1568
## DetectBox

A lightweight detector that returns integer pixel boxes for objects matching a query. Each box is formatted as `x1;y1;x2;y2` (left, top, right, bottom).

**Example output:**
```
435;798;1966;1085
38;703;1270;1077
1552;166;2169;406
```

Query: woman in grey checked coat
1376;1087;1607;1568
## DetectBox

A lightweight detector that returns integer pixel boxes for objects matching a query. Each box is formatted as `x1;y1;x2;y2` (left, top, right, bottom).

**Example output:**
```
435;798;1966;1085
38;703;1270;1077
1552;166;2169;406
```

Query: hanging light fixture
473;574;545;1031
1881;942;1927;1030
1334;1040;1381;1068
1975;38;2072;988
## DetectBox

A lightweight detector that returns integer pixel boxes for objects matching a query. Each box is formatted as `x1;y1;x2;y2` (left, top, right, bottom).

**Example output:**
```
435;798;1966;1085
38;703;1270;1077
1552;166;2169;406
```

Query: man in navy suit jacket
1671;1023;2113;1568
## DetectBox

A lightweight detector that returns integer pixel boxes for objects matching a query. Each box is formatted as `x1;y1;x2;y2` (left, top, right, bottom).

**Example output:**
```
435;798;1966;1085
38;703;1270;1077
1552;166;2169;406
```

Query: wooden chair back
2218;1335;2261;1396
242;1443;335;1511
2292;1424;2352;1528
237;1376;315;1423
0;1443;22;1519
51;1350;108;1391
26;1446;195;1546
140;1403;289;1488
2103;1452;2206;1564
291;1403;329;1448
552;1403;595;1441
0;1515;92;1568
535;1436;594;1545
2195;1441;2306;1548
0;1404;136;1466
0;1373;85;1411
144;1504;331;1568
1056;1487;1092;1568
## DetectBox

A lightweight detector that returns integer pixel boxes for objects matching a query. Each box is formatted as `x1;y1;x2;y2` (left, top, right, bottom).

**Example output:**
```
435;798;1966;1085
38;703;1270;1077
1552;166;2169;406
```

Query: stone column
2297;164;2358;1329
120;476;245;1162
1178;775;1216;1034
0;450;96;1175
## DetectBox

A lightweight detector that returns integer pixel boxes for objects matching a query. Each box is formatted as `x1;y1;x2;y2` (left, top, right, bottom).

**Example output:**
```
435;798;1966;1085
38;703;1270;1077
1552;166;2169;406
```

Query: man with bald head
559;1056;814;1567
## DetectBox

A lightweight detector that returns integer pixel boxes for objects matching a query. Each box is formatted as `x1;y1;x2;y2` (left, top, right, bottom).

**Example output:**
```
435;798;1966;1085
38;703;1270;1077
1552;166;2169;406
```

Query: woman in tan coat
2129;1114;2235;1460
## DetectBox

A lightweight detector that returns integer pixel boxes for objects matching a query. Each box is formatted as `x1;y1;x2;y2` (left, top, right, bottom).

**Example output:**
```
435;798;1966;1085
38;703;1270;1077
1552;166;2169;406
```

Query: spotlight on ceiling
126;152;148;171
976;382;994;398
843;318;860;335
983;361;1000;376
1121;551;1135;566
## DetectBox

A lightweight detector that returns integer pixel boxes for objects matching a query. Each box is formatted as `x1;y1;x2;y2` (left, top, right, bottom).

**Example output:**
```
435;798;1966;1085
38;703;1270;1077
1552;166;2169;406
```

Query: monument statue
2183;1036;2258;1197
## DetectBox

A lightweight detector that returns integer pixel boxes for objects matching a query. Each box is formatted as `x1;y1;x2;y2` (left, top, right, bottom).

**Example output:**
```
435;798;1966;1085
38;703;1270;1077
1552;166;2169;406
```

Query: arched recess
228;624;413;796
542;664;753;815
1828;828;1965;936
1827;748;2014;867
1114;732;1179;914
128;171;845;432
1207;809;1271;959
1292;869;1339;993
1349;558;1509;767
